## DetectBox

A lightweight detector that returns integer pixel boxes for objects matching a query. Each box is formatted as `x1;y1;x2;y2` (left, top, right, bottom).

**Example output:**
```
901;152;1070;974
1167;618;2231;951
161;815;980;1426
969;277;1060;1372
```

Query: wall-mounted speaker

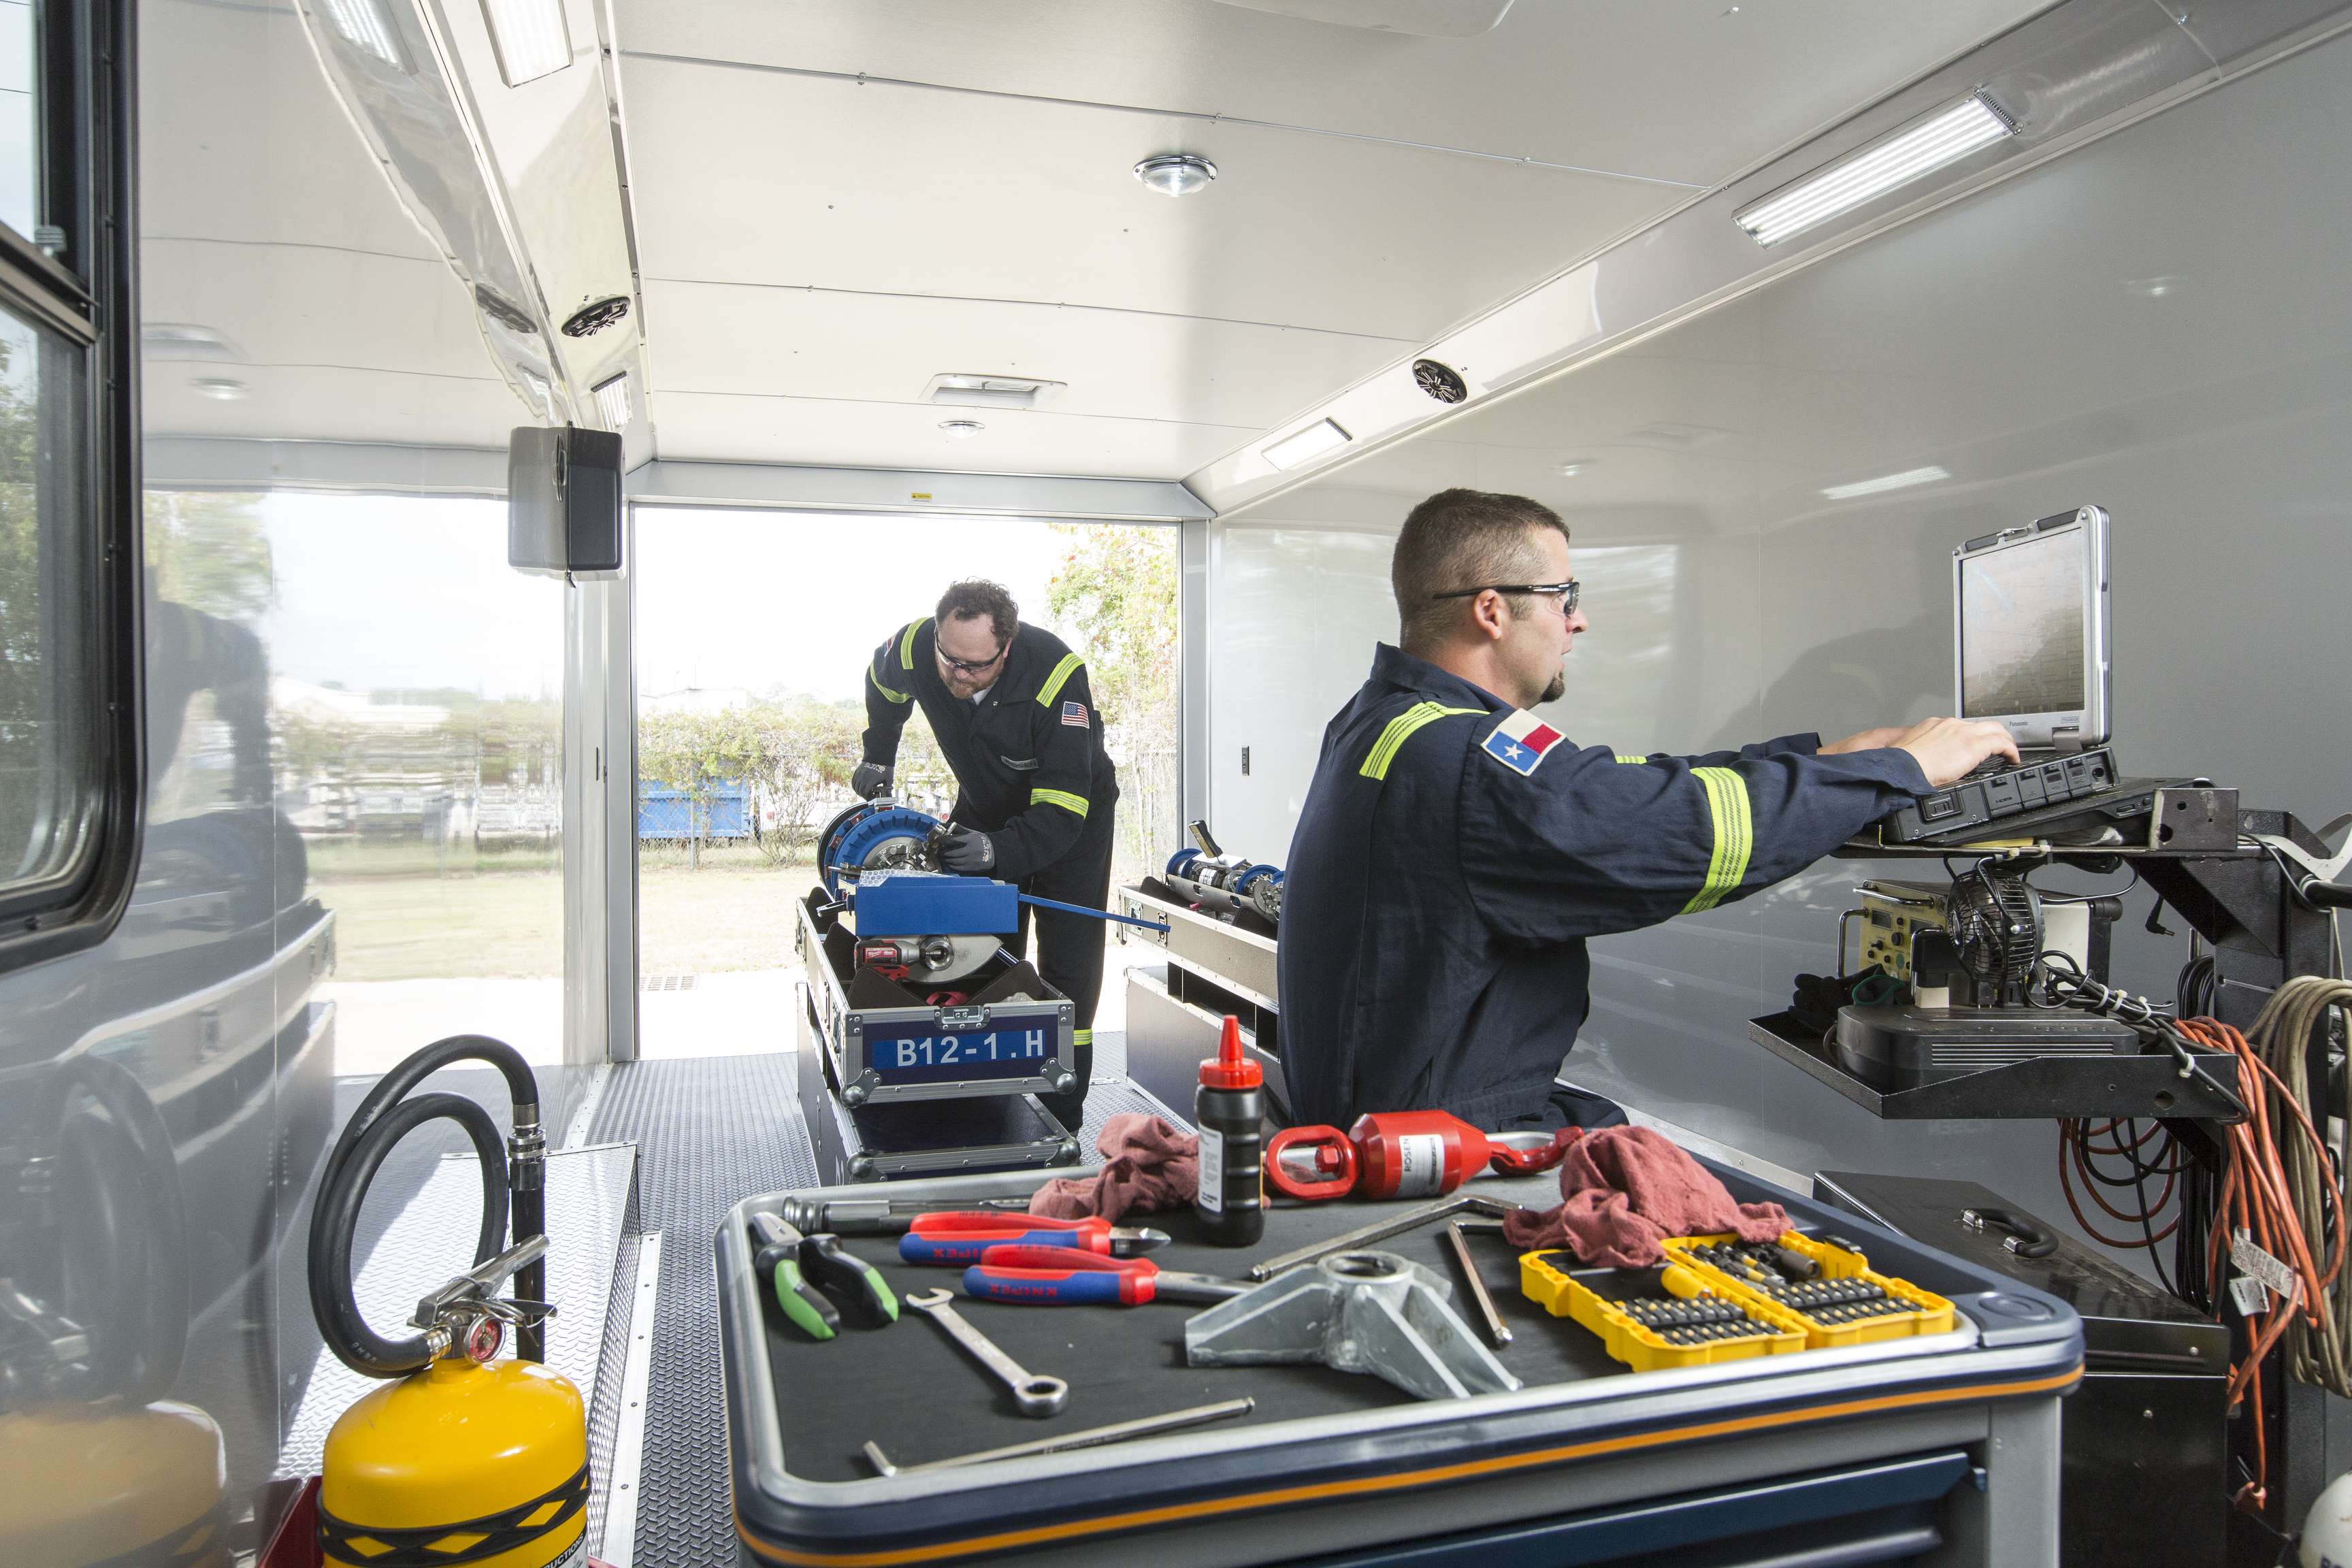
508;425;624;579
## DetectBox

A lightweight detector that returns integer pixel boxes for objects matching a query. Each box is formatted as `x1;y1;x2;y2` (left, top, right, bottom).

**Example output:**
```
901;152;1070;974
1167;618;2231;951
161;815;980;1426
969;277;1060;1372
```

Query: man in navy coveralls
1279;488;2020;1131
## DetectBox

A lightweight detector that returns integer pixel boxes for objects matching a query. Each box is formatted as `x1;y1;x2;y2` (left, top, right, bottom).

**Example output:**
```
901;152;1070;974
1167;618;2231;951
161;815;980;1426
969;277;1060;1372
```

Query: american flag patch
1061;701;1088;728
1482;708;1566;776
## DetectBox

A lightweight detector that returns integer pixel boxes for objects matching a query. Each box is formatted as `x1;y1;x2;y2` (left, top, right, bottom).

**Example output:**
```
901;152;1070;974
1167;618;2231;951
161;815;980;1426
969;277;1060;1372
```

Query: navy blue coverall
1278;644;1931;1131
862;617;1119;1128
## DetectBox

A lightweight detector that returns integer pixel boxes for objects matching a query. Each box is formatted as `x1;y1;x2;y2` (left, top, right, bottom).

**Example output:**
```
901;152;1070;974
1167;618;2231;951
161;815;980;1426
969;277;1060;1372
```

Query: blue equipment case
794;890;1075;1109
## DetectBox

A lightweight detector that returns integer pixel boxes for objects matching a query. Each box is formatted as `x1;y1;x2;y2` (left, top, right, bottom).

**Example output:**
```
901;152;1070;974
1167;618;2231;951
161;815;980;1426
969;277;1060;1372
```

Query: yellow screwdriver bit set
1520;1230;1956;1373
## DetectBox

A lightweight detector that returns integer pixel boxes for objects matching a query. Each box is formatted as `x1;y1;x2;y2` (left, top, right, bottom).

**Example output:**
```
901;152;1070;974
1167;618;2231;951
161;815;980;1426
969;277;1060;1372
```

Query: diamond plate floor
588;1038;1175;1568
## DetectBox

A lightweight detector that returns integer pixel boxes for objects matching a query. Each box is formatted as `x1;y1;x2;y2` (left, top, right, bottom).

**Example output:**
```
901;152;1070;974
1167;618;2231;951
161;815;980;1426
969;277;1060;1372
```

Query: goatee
1541;670;1566;704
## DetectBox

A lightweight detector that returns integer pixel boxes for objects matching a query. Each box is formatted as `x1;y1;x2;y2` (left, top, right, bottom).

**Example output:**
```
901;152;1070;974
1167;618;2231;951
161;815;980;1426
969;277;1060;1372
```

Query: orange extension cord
2058;1017;2344;1512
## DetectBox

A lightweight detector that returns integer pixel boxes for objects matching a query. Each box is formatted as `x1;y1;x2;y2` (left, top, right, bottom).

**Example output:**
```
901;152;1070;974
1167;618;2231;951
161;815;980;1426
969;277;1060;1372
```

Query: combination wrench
902;1288;1069;1416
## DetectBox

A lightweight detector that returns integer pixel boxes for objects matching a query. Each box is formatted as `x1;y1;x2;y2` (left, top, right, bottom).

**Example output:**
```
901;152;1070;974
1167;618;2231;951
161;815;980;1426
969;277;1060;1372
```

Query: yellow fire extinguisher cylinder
320;1357;588;1568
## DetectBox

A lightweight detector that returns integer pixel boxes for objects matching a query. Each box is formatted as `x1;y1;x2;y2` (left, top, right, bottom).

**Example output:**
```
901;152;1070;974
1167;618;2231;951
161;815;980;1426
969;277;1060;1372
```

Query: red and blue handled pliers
960;1245;1246;1305
895;1211;1175;1266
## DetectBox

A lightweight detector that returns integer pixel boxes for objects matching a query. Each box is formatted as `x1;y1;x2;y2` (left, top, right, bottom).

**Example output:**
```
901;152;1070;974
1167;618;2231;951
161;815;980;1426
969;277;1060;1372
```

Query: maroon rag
1028;1113;1200;1222
1500;1125;1786;1267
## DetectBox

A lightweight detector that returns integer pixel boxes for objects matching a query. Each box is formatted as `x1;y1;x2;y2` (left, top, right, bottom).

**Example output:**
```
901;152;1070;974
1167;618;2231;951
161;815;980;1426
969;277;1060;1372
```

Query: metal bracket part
2150;787;2238;851
1183;1250;1522;1401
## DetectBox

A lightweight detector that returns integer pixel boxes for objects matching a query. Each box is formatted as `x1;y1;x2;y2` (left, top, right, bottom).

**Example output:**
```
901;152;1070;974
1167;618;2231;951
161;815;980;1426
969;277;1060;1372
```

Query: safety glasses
937;642;1007;676
1431;579;1580;616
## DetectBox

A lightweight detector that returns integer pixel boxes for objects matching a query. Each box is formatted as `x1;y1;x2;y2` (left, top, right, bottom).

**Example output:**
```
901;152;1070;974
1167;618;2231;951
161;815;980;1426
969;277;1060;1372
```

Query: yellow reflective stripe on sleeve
1030;787;1090;817
1359;702;1481;781
1036;653;1084;706
868;666;910;704
1681;766;1754;914
1073;1029;1092;1047
898;619;924;670
1614;754;1647;764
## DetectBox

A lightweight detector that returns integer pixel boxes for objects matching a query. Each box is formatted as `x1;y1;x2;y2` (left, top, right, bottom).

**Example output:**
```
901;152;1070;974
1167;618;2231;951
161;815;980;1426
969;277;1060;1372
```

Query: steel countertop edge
715;1160;2083;1562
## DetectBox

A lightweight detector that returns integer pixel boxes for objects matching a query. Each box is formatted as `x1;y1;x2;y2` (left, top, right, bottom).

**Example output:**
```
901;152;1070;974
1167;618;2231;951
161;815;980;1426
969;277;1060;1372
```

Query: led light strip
1736;93;2016;248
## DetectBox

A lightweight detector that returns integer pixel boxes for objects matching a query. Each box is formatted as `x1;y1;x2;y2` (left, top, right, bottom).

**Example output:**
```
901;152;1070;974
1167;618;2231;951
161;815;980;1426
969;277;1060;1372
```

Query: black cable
2027;862;2142;904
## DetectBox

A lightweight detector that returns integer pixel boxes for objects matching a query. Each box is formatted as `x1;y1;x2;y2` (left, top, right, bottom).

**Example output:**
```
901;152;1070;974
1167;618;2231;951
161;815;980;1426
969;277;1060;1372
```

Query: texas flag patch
1482;708;1565;775
1061;700;1089;729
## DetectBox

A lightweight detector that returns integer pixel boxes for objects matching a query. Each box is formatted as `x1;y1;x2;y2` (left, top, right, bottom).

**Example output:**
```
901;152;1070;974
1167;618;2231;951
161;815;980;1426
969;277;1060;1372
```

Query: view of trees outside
0;316;73;889
630;509;1180;1044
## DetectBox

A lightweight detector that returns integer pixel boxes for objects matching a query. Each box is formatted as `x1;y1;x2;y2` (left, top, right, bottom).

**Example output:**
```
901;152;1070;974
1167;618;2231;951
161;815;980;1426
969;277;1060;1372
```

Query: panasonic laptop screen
1953;506;2110;750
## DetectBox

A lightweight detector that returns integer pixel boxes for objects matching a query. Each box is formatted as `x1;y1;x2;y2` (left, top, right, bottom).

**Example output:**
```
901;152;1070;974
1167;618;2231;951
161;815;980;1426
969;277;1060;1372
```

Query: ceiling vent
1411;359;1468;405
142;323;240;361
1206;0;1514;37
925;374;1066;411
563;295;631;338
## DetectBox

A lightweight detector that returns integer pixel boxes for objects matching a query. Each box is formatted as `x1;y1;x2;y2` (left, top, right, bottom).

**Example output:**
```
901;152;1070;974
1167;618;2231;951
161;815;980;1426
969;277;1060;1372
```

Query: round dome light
1134;153;1217;197
191;376;250;402
939;419;984;440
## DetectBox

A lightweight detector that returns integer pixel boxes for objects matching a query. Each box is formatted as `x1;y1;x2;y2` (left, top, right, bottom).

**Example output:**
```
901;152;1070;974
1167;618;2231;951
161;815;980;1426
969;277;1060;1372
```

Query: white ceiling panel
144;239;501;383
142;363;528;448
652;389;1252;479
144;0;443;261
617;0;2053;189
623;59;1676;343
642;279;1405;431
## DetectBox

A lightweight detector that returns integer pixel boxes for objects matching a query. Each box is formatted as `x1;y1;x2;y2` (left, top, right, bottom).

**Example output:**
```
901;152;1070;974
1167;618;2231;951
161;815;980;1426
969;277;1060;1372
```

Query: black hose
310;1093;507;1377
308;1035;544;1377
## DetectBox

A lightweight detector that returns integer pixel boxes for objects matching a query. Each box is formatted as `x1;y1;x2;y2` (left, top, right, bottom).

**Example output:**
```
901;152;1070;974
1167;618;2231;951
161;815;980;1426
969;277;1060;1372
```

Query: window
0;0;140;971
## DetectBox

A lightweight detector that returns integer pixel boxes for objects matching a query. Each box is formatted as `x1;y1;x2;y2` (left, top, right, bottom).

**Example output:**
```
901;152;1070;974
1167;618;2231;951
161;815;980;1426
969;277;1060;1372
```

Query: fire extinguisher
1265;1110;1578;1201
308;1035;589;1568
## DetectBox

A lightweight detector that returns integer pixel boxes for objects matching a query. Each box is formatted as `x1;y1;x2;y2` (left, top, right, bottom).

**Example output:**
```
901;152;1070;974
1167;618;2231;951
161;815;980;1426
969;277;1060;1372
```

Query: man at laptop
1279;487;2021;1132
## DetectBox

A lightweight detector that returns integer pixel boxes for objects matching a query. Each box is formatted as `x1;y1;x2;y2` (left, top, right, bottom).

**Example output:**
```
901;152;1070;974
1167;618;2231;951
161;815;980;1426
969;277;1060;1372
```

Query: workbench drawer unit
796;894;1074;1107
717;1162;2084;1567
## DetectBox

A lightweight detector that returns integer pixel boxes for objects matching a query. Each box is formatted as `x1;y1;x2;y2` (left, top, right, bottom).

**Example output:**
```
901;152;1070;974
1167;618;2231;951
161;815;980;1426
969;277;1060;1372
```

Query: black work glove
938;824;997;875
851;762;893;800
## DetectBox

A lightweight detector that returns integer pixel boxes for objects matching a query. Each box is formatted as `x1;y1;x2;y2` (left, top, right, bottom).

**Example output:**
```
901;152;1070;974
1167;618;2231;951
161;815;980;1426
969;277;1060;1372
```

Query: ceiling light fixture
939;419;985;440
1735;92;2016;248
1820;464;1948;501
592;371;632;430
479;0;572;86
1134;152;1218;197
189;376;250;402
1556;461;1592;478
320;0;408;70
1261;417;1352;472
2125;274;2183;299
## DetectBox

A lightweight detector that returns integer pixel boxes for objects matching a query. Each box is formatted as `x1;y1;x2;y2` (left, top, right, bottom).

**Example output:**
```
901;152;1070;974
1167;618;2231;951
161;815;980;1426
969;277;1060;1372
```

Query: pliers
961;1245;1246;1306
896;1211;1175;1266
749;1211;899;1341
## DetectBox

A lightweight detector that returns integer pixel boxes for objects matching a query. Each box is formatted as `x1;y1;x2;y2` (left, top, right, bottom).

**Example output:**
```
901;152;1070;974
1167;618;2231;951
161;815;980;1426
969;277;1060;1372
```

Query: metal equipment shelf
1745;1010;2245;1121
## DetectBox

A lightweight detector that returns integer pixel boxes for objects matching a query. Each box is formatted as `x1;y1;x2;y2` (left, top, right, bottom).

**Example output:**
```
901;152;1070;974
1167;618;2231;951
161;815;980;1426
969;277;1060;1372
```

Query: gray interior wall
1212;29;2352;1254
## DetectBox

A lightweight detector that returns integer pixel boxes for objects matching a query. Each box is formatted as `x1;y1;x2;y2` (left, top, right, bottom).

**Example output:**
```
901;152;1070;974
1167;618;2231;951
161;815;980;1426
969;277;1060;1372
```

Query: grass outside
315;839;821;981
314;838;1156;983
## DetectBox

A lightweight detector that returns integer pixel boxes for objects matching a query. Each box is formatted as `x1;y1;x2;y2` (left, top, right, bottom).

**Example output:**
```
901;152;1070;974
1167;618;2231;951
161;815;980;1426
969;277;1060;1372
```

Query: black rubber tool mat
587;1051;1175;1567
